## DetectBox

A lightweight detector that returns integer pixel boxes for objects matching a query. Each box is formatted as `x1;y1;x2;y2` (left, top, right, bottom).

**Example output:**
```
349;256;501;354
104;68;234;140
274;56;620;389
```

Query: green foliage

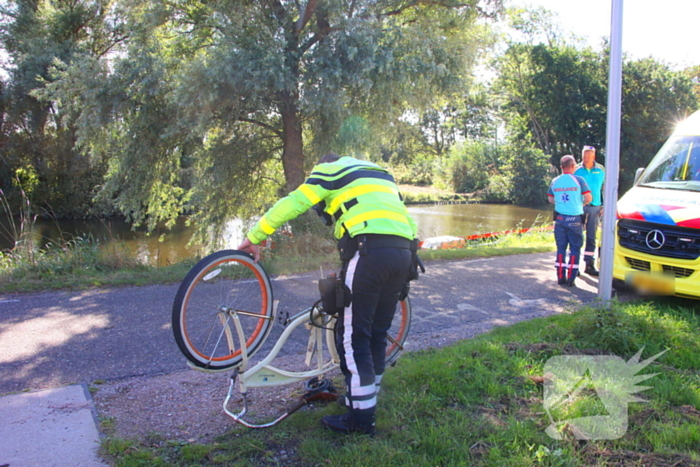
392;153;436;186
495;38;698;193
35;0;502;243
495;42;607;159
437;140;549;205
0;233;146;285
0;187;196;292
0;0;122;217
436;140;497;193
503;143;551;205
0;178;36;254
620;58;698;188
482;173;512;203
381;88;499;174
0;236;195;292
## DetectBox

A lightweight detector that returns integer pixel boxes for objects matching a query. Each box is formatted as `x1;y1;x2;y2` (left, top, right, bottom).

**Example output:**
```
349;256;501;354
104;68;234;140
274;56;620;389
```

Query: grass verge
100;297;700;466
0;237;197;293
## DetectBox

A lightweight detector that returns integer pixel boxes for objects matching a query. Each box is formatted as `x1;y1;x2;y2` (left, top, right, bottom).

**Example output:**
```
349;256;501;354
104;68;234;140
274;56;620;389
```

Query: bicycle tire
172;250;274;370
326;297;411;366
385;297;412;365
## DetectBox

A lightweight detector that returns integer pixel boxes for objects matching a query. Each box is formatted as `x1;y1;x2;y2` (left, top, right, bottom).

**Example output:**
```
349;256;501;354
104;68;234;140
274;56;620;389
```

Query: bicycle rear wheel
385;297;412;365
324;297;411;366
172;250;274;371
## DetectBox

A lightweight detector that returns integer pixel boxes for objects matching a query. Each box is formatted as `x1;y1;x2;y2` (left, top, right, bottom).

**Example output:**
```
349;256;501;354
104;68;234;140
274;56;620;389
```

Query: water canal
1;203;552;266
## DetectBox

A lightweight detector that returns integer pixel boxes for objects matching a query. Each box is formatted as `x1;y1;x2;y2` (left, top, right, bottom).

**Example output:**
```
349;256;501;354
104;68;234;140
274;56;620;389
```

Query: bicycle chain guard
302;376;339;402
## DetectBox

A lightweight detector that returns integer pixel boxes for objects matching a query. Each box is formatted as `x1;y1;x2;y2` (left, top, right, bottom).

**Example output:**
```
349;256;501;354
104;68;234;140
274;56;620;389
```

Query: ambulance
614;110;700;298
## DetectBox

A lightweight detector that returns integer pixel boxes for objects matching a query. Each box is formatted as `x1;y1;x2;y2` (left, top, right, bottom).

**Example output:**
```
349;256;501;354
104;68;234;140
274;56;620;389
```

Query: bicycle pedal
276;304;288;326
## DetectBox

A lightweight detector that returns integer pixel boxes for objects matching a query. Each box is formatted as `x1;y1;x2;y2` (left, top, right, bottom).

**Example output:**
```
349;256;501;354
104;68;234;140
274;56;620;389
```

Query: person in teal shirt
574;145;605;276
548;155;592;287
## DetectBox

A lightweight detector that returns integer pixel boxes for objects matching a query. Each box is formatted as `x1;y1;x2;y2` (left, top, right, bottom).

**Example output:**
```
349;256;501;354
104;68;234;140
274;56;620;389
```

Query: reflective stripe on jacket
247;156;417;244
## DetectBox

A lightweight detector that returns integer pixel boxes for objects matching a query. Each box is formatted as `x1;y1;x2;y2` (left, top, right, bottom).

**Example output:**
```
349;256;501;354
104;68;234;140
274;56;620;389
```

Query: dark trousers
582;205;602;262
554;215;584;279
337;247;411;424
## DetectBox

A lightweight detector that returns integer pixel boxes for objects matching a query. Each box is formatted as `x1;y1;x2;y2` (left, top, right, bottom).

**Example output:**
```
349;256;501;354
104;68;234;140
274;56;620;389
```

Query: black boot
566;268;577;287
321;412;376;436
557;268;567;285
584;259;599;277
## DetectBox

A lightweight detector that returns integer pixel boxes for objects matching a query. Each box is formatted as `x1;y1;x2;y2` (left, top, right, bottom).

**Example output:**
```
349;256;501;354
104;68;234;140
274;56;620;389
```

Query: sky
517;0;700;70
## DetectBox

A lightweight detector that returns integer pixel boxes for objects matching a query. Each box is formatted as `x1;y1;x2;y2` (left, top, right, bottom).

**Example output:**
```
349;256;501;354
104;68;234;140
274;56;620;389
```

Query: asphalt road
0;252;605;395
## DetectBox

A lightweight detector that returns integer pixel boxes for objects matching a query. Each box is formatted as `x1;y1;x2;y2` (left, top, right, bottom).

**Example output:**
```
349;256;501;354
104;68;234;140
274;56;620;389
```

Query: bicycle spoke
173;251;274;370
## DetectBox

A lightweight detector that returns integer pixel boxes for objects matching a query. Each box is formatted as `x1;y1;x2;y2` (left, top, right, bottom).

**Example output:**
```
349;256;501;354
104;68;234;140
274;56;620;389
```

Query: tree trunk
279;92;305;194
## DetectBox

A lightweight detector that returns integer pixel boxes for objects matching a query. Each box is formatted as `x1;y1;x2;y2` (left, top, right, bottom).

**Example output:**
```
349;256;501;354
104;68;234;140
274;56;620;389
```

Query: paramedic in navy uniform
548;155;592;287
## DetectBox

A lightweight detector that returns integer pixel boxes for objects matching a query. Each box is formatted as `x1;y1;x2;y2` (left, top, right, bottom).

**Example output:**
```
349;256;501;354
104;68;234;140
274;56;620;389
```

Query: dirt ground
93;355;342;443
92;327;470;443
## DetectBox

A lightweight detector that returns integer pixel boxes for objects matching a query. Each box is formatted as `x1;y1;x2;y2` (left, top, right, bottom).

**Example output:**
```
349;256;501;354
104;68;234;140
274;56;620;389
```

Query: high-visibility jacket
247;156;417;244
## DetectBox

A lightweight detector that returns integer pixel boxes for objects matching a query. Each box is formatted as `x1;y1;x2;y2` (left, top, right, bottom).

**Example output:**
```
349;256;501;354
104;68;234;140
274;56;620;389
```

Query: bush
482;173;512;203
391;153;435;186
0;234;146;284
505;144;551;206
473;143;551;205
435;141;500;193
268;210;337;260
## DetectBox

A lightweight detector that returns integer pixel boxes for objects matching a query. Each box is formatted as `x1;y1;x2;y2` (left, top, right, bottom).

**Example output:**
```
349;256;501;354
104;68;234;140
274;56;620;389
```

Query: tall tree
495;39;697;192
42;0;502;236
495;42;606;159
0;0;125;215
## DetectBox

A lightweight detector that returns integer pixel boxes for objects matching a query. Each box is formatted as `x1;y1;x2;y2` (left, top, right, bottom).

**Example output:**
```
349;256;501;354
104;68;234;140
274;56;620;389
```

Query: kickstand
222;375;339;429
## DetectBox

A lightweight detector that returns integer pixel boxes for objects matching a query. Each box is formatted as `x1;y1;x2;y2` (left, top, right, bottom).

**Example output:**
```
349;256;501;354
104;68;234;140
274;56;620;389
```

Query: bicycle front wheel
172;250;274;371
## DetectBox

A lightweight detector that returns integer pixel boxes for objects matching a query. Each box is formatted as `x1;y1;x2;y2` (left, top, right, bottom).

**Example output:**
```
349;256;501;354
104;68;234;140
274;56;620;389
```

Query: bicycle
171;250;412;428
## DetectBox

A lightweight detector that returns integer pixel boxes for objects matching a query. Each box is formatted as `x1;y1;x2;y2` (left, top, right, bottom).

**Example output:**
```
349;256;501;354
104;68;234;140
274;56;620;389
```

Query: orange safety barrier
418;225;553;250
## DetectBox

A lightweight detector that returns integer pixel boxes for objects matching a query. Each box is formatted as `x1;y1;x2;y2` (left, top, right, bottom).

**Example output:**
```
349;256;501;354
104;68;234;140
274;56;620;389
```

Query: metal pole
598;0;624;304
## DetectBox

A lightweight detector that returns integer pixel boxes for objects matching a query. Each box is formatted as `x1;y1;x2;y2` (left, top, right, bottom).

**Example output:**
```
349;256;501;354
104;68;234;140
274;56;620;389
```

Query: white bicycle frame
188;300;341;428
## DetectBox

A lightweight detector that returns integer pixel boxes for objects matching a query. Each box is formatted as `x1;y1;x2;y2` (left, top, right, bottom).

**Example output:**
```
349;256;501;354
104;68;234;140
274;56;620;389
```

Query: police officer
548;155;592;287
238;153;417;435
574;145;605;276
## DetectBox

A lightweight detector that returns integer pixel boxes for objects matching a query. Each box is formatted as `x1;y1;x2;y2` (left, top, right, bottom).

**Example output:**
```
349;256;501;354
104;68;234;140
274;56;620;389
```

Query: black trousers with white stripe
336;246;412;425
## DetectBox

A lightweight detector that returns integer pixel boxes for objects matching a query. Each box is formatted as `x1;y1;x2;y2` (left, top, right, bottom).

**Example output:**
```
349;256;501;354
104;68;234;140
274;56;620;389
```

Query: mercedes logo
645;230;666;250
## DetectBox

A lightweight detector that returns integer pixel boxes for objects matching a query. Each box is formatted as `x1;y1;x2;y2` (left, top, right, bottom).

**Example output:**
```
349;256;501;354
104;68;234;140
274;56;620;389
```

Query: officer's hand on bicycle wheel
237;238;261;263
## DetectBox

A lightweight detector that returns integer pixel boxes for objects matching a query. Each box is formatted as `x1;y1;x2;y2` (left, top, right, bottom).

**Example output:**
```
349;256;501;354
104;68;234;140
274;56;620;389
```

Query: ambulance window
639;136;700;185
691;146;700;181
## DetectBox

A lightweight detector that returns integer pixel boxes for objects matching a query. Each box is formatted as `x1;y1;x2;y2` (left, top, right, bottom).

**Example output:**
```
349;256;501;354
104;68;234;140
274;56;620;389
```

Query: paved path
0;384;107;467
0;252;605;396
